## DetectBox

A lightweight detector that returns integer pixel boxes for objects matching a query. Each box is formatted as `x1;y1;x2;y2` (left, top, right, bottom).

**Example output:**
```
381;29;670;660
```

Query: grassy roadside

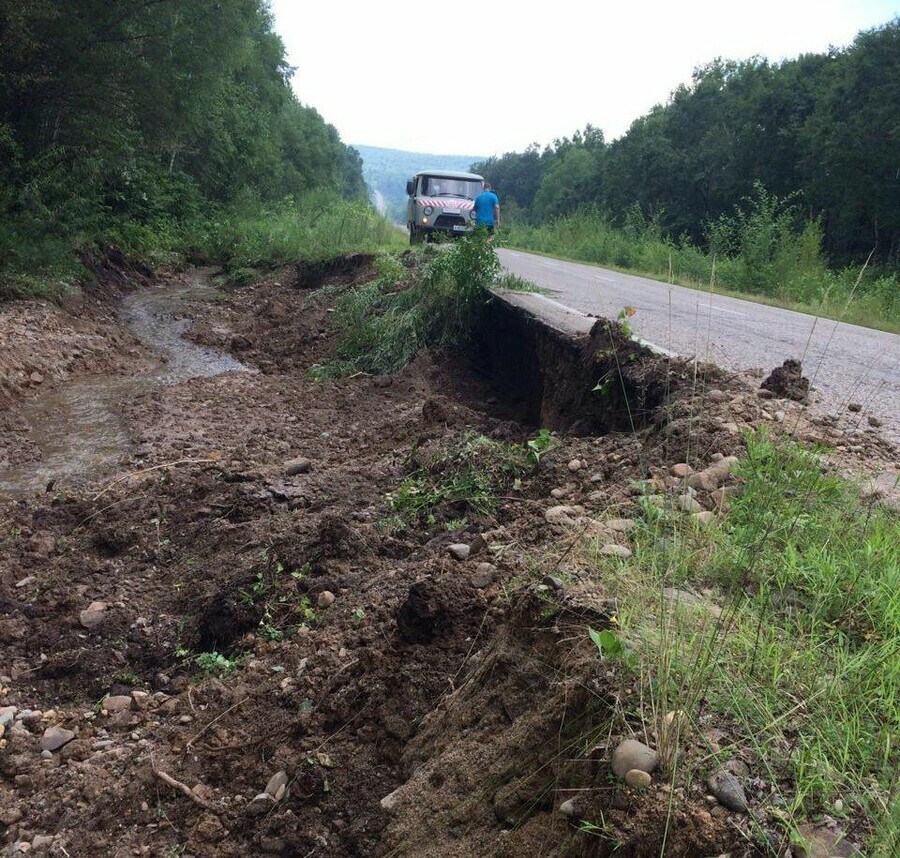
0;194;404;303
576;430;899;853
503;216;900;335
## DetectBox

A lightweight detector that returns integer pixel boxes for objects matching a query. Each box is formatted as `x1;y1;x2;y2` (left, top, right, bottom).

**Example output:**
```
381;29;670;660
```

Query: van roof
415;169;483;181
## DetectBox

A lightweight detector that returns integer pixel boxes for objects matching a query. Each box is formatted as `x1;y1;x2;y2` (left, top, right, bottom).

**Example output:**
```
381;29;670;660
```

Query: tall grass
585;430;899;850
194;192;405;270
506;207;899;334
311;231;500;377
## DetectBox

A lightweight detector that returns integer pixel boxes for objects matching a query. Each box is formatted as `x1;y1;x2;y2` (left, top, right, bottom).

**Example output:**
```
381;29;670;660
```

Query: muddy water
0;273;248;498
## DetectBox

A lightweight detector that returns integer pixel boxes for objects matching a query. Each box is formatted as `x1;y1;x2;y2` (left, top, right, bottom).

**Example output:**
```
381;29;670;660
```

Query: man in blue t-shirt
473;183;500;234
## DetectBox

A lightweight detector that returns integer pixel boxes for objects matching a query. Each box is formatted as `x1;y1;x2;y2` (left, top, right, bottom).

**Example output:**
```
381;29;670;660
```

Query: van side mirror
406;180;414;196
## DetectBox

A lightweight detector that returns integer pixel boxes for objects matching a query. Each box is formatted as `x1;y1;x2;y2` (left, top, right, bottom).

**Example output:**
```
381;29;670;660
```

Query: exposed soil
0;257;895;857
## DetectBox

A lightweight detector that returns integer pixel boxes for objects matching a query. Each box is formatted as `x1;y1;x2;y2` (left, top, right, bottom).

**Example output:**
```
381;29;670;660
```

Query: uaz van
405;170;484;244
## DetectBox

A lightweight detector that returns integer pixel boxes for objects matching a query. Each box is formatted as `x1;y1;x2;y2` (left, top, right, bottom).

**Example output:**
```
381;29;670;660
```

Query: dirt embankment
0;258;895;857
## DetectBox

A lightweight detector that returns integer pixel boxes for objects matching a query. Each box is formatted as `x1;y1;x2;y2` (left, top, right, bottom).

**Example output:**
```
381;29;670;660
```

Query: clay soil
1;257;896;857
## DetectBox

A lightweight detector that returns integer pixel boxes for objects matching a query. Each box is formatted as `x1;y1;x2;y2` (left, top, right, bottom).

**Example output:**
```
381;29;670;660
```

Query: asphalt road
498;248;900;447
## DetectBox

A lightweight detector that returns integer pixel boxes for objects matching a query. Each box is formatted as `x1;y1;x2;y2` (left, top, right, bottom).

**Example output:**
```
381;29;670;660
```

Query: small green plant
587;626;626;660
194;651;238;675
352;607;366;622
616;305;636;337
526;428;554;466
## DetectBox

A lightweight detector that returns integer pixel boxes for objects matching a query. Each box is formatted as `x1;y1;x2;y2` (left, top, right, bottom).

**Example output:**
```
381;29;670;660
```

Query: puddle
0;272;249;498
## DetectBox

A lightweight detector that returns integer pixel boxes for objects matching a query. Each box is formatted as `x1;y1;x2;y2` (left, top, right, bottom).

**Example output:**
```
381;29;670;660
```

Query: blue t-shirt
473;190;499;226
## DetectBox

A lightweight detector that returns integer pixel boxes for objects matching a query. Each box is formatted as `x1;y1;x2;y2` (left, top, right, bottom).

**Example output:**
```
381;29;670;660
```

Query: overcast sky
269;1;898;157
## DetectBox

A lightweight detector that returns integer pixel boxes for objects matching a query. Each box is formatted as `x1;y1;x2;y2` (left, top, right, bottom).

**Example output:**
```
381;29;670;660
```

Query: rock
599;544;632;558
380;787;401;812
722;422;740;435
558;798;581;817
550;485;573;499
604;518;635;533
685;472;717;492
447;543;470;561
567;459;582;472
611;739;659;778
102;695;132;713
676;494;703;513
707;389;729;403
544;505;585;527
471;563;496;589
284;457;311;476
692;511;715;527
775;410;785;422
542;575;565;590
29;371;44;384
671;463;693;478
723;758;750;779
756;388;776;399
847;402;861;413
0;707;16;728
316;590;336;609
624;769;652;788
39;725;75;752
246;792;276;817
468;533;487;556
706;769;748;813
0;807;23;826
794;822;861;858
79;601;108;630
867;415;883;428
264;770;289;801
15;576;36;589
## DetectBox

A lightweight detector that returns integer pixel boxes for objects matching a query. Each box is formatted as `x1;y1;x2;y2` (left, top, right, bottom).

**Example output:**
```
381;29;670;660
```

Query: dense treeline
0;0;366;282
474;19;900;269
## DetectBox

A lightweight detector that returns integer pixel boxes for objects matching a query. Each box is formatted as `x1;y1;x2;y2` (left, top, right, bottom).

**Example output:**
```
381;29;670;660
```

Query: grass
310;230;500;379
581;430;899;851
386;431;530;531
505;212;900;334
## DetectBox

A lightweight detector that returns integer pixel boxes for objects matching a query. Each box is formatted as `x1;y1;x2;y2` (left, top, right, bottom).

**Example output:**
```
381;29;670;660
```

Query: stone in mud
102;695;133;713
867;415;883;428
79;601;108;630
316;591;335;609
471;563;496;589
599;544;632;558
624;768;652;789
794;822;861;858
558;798;582;817
264;770;289;801
447;543;470;561
567;459;582;472
706;769;748;813
284;457;311;476
847;402;861;413
611;739;659;778
676;494;703;513
671;463;693;478
246;792;276;816
40;725;75;752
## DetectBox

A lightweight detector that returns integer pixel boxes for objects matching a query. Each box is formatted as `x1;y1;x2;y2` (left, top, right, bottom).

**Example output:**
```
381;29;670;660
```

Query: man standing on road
473;182;500;237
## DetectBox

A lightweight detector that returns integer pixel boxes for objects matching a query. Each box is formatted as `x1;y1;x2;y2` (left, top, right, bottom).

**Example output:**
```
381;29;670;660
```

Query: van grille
434;215;466;228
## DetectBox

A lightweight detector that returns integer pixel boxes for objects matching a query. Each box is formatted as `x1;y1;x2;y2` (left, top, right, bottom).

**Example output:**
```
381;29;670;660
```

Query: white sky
269;0;898;157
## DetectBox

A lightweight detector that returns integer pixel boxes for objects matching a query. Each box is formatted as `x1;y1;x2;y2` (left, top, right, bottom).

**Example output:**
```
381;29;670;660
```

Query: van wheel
409;226;423;245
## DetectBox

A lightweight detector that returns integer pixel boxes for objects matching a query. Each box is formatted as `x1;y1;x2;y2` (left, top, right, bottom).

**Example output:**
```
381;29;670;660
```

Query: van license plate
452;225;468;232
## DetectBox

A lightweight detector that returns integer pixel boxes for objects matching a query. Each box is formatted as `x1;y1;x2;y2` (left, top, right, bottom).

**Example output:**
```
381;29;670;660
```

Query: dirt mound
382;590;739;857
760;358;810;402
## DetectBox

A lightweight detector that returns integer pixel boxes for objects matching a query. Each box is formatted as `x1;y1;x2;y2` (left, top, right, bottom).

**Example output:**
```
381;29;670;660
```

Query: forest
474;19;900;272
0;0;366;292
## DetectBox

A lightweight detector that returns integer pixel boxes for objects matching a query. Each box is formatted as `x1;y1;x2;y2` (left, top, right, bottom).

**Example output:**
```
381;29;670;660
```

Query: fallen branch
152;766;219;812
93;458;219;501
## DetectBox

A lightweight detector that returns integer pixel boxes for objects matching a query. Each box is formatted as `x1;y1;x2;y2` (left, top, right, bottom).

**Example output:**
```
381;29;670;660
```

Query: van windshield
421;176;482;199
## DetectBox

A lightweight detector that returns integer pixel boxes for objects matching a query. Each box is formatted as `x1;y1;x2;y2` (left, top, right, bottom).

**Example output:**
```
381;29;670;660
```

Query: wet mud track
0;261;896;857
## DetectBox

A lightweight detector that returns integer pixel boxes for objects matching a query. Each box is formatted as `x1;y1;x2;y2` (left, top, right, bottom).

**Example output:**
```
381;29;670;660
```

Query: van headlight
423;206;433;215
469;210;476;220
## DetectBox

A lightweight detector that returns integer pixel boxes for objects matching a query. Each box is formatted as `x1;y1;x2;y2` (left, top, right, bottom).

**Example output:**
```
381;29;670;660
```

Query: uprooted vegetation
0;244;898;857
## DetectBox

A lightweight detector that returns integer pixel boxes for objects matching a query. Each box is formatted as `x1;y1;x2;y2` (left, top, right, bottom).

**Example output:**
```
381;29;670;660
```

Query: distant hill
354;144;485;223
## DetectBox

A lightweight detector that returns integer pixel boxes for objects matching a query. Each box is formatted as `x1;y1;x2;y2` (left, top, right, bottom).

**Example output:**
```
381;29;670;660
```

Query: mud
760;358;810;402
0;259;896;857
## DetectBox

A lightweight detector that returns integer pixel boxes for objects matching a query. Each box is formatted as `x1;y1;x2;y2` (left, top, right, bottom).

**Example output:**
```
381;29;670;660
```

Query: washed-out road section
498;248;900;448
